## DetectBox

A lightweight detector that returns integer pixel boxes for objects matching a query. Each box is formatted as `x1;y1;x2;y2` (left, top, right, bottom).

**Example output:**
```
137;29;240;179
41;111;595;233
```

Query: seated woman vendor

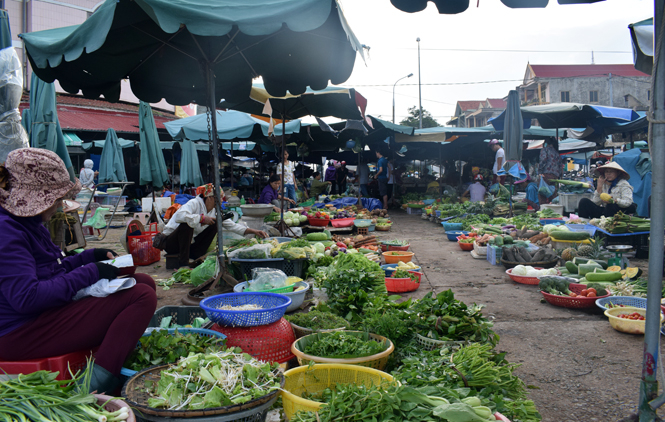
515;174;540;211
578;162;637;218
0;148;157;395
161;183;267;268
259;174;296;213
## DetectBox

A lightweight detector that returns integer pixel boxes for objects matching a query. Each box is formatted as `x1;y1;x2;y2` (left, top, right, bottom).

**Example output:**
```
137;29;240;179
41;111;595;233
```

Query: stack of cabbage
512;265;559;277
283;211;308;226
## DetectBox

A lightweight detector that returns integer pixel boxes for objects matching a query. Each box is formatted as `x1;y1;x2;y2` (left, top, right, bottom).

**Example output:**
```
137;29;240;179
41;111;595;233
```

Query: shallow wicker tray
291;331;394;370
375;225;391;231
500;258;559;269
121;364;284;418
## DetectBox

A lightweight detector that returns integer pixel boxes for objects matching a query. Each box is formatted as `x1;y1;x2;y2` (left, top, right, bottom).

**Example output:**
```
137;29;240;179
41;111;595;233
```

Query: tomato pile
568;288;597;298
618;312;645;321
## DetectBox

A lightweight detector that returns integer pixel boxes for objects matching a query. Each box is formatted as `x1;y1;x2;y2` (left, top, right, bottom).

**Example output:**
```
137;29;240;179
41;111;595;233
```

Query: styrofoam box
559;193;593;213
142;197;172;213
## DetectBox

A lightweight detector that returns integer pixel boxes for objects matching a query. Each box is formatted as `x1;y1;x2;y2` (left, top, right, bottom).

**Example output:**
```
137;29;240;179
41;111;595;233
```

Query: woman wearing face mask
578;162;637;218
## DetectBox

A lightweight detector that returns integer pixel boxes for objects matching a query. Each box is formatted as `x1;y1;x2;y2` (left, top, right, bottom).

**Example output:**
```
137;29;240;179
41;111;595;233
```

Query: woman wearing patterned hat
0;148;158;395
160;183;267;269
578;162;636;218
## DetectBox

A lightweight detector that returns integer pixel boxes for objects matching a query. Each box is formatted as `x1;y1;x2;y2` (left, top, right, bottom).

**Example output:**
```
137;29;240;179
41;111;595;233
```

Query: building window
589;91;599;103
560;91;570;102
648;90;651;101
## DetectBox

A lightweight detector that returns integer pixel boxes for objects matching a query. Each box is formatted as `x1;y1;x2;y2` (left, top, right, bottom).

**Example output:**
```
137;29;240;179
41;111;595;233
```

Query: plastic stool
133;212;150;226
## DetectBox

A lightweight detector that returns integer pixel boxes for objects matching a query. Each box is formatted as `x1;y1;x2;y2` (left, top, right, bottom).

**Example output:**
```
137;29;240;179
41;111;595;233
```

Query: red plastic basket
387;244;410;252
506;268;561;285
210;317;295;363
128;231;161;266
457;240;474;251
0;348;95;380
540;283;611;309
307;217;330;227
385;272;422;293
330;217;355;228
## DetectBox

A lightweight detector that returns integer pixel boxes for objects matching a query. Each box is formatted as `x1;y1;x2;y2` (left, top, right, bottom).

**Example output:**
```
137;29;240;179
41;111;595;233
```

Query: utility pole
638;1;665;420
609;73;613;106
417;37;422;129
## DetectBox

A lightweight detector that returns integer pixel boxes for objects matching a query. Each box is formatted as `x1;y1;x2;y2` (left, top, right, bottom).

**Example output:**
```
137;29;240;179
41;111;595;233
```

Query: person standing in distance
489;139;505;185
375;150;389;209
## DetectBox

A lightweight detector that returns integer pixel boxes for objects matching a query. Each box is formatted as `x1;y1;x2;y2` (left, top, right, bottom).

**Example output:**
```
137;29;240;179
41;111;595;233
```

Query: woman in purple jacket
0;149;157;394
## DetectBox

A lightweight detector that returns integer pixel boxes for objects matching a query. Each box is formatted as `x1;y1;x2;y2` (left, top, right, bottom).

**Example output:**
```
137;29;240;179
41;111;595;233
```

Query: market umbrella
0;10;11;50
164;109;301;142
180;139;204;187
98;128;127;183
138;101;169;189
502;90;523;167
20;0;363;276
629;17;653;75
27;73;75;181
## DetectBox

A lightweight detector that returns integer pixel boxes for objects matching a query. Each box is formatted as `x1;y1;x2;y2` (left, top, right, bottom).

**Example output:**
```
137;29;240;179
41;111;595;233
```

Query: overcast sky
338;0;653;125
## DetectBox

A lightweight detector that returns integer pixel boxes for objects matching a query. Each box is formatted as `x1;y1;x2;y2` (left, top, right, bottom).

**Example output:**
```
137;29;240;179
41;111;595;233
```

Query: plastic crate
406;207;422;215
283;258;307;278
566;224;598;237
487;245;503;265
230;258;285;280
559;192;593;213
94;195;127;207
0;349;94;381
149;306;209;328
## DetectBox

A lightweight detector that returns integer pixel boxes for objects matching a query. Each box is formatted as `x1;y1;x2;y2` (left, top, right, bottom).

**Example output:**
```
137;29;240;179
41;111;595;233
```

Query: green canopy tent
20;0;363;279
97;128;127;183
27;73;74;181
180;139;204;187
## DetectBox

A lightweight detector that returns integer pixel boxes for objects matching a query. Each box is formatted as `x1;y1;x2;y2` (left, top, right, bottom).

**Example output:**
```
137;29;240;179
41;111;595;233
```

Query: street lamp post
392;73;413;124
417;37;422;129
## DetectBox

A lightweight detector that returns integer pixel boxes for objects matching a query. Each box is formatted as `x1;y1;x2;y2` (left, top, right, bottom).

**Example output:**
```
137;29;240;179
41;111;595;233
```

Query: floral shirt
538;145;562;177
591;179;634;208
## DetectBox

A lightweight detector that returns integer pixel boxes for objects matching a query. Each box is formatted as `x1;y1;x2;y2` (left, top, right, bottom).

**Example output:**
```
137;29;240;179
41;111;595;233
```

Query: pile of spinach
303;331;386;359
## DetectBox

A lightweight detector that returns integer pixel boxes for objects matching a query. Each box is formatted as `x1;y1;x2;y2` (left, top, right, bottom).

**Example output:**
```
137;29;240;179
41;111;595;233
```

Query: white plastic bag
73;277;136;301
227;243;274;260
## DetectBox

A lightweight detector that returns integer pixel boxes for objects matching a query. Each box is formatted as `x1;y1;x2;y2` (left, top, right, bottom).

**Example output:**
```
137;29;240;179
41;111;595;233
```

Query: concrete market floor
96;211;661;421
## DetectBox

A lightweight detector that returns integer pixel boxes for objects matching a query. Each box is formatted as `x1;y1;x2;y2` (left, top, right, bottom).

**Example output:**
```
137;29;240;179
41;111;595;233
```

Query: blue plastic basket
234;281;310;313
595;296;647;312
422;199;435;205
120;328;226;377
435;210;441;218
441;222;463;231
200;292;291;327
446;230;469;241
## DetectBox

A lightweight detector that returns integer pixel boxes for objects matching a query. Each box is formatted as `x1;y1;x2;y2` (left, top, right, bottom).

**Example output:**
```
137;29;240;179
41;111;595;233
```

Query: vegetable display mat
122;364;284;418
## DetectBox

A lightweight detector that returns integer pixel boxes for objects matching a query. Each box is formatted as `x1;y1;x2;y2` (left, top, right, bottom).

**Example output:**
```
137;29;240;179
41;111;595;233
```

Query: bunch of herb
285;310;349;331
393;344;539;421
157;267;192;290
392;269;419;282
291;382;497;422
123;329;225;371
411;290;498;345
281;239;311;249
145;350;281;410
302;331;386;358
510;214;541;231
322;253;386;319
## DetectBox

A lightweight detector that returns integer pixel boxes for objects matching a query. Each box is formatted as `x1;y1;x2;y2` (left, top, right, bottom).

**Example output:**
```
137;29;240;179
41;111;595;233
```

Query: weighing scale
606;245;633;269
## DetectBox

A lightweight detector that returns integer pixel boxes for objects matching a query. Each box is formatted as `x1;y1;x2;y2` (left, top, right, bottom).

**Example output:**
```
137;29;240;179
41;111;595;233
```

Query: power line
355;79;522;87
363;86;457;105
393;47;633;54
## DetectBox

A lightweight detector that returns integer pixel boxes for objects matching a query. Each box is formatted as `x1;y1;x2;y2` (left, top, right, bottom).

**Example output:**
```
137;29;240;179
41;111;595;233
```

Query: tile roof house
519;63;650;110
447;99;506;127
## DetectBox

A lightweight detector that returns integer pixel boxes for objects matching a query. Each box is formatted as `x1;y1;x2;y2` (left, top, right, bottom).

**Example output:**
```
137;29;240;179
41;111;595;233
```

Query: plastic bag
190;255;218;286
247;268;287;291
227;243;274;260
538;176;555;198
73;277;136;301
273;247;307;260
0;47;27;163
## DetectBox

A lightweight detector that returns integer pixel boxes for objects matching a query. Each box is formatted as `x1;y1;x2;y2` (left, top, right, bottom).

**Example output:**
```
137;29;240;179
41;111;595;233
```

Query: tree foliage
399;106;440;128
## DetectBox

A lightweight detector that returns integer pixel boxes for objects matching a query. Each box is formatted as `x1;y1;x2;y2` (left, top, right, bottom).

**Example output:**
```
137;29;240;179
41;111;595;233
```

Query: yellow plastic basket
291;331;394;370
280;364;396;420
604;306;664;335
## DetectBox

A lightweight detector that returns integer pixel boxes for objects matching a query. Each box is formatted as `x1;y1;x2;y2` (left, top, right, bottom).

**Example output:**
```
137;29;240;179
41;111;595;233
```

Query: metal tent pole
639;1;665;418
205;63;225;270
280;104;287;236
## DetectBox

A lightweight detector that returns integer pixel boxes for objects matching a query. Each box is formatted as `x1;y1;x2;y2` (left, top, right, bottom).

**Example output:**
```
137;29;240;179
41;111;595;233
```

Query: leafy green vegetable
285;310;349;331
302;331;386;358
123;329;225;371
144;351;281;410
